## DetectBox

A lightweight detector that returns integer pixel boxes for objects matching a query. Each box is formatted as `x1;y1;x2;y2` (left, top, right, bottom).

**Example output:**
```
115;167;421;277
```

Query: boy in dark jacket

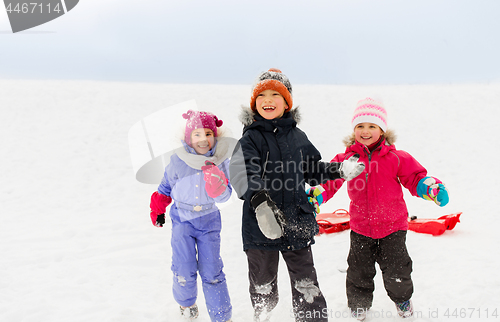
229;68;365;321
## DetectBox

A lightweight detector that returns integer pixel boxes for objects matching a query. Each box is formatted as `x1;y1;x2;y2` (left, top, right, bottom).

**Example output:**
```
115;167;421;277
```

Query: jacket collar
239;106;301;134
349;138;394;157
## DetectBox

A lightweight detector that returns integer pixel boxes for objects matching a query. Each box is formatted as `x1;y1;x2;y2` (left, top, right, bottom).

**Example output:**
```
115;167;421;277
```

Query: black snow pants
346;230;413;310
246;246;328;321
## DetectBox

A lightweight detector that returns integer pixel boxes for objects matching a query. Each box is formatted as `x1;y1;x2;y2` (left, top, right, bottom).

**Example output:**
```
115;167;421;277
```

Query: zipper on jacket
364;144;382;236
366;151;371;182
261;151;270;181
366;149;372;236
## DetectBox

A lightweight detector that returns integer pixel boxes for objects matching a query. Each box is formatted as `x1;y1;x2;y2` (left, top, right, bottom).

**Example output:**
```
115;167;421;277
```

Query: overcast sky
1;0;499;84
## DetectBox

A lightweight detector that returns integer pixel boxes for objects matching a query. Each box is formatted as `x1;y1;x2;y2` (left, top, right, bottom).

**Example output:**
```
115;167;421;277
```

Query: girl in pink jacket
307;98;449;320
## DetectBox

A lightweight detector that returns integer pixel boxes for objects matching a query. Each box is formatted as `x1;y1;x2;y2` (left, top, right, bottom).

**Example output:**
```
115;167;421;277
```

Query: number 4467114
444;308;498;319
6;3;62;14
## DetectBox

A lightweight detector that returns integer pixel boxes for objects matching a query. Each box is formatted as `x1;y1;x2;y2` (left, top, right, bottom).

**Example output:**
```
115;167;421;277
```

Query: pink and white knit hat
351;98;388;132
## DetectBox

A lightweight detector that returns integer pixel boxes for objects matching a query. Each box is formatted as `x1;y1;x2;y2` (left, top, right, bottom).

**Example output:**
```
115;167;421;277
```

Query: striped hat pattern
250;68;293;112
351;98;388;132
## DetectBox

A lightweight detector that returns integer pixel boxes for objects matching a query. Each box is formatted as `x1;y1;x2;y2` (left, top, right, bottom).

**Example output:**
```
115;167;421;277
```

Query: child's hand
417;176;449;207
150;213;165;227
306;186;326;214
251;190;286;240
150;191;172;227
201;161;228;198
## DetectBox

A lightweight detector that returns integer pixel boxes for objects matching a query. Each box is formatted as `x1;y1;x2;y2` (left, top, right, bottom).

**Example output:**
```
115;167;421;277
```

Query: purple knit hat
351;98;388;132
183;110;223;145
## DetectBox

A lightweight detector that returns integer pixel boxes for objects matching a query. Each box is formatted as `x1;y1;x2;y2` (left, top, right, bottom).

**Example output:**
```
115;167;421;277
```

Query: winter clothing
158;141;232;219
417;176;449;207
180;304;199;320
352;97;388;132
233;66;358;320
230;107;342;251
150;191;172;227
318;131;427;239
315;117;447;314
246;247;328;322
155;135;233;322
230;104;337;322
251;190;287;240
202;161;229;198
396;300;414;319
250;68;293;112
346;230;413;310
154;213;166;227
170;211;231;322
338;153;366;181
183;110;223;146
305;185;326;214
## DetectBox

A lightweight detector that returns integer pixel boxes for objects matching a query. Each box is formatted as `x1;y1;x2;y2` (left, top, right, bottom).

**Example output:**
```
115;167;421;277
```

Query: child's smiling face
190;128;215;155
255;89;287;120
354;122;383;146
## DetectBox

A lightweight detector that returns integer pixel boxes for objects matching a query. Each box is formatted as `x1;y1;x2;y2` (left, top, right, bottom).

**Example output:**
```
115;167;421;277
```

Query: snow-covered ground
1;80;499;321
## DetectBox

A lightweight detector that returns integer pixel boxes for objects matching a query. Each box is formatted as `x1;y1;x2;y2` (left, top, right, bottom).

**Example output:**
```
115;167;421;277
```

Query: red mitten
150;192;172;227
201;161;228;198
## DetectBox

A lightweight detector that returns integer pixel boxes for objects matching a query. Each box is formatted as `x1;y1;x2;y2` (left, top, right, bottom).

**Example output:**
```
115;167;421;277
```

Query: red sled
408;212;462;236
316;209;350;235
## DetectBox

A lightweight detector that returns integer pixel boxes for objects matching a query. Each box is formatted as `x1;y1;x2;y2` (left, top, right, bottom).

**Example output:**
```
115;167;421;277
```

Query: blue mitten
417;176;449;207
306;186;327;214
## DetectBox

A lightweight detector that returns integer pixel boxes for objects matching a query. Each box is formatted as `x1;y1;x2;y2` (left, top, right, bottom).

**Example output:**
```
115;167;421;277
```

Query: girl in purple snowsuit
150;110;233;322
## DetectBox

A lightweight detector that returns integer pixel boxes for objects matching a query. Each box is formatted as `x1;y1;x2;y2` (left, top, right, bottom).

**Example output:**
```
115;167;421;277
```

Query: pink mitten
201;161;228;198
150;192;172;227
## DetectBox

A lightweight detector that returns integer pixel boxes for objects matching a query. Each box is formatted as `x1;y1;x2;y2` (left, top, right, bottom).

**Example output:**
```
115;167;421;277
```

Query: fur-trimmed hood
342;128;397;147
238;105;302;127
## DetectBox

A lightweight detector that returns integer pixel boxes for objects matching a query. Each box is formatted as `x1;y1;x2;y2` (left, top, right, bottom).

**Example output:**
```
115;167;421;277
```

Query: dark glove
150;213;165;227
150;192;172;227
251;190;286;240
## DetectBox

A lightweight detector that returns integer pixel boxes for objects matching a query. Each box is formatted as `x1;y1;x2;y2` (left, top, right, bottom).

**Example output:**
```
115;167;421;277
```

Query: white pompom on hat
351;97;388;132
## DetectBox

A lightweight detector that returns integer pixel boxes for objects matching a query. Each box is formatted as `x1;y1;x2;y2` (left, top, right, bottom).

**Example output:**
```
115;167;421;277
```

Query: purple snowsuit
158;141;232;322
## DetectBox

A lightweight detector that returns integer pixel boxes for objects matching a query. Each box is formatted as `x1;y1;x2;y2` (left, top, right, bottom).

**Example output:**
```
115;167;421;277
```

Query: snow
1;79;499;321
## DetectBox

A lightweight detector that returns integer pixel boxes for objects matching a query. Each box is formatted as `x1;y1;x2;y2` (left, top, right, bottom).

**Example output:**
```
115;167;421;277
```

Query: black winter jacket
229;108;340;251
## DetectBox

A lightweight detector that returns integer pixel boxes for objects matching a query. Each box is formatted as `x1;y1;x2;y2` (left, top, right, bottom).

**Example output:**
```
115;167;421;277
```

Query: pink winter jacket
321;136;427;239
